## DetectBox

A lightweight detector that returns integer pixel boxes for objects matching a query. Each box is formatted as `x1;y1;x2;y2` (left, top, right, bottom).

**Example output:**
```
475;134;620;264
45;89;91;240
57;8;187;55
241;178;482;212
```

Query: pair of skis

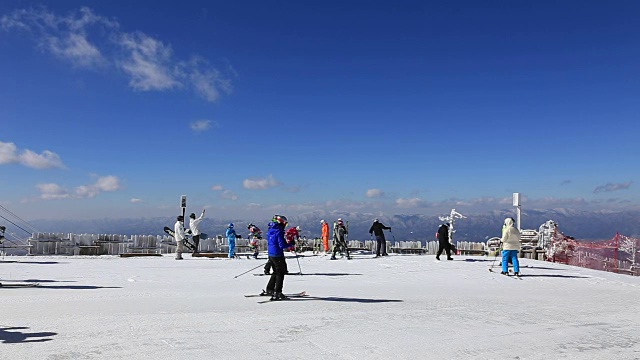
0;282;40;288
253;272;302;276
244;291;307;303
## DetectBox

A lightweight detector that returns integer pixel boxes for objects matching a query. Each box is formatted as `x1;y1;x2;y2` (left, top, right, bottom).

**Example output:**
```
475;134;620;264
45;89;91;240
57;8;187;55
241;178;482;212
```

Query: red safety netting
547;232;640;276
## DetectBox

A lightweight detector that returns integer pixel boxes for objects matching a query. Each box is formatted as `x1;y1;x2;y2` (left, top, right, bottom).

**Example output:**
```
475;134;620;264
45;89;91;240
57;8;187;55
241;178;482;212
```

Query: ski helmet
320;219;325;224
228;223;234;228
177;215;184;221
337;218;344;225
189;213;196;219
295;226;301;231
273;215;288;225
374;218;379;223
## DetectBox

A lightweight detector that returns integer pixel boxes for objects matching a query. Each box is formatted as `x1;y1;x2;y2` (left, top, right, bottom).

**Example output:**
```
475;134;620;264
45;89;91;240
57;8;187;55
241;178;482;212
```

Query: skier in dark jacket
261;215;293;301
436;223;453;260
369;218;391;257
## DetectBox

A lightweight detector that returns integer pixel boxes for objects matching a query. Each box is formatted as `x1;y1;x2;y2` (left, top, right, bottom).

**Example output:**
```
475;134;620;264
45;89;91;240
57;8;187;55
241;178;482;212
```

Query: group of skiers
174;212;522;299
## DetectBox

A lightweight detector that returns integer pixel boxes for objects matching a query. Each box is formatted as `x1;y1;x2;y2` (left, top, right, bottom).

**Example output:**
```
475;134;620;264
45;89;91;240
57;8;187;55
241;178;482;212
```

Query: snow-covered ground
2;252;640;359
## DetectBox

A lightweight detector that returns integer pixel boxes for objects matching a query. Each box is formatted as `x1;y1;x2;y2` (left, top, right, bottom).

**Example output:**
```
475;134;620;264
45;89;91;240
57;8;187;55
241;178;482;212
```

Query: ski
257;291;308;303
0;282;39;288
245;291;306;298
253;272;302;276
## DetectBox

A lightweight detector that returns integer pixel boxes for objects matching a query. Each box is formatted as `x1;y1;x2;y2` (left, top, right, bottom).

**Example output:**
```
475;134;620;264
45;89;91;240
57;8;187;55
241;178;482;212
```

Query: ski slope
1;253;639;359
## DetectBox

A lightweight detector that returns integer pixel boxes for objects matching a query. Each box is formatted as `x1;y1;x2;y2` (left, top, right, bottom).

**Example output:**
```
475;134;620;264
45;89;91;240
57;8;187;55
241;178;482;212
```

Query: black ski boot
260;289;274;297
500;271;508;275
270;292;289;301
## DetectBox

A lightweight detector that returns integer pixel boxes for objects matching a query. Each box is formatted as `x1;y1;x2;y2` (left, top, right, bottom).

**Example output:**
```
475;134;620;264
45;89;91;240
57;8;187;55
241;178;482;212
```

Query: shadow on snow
0;326;57;343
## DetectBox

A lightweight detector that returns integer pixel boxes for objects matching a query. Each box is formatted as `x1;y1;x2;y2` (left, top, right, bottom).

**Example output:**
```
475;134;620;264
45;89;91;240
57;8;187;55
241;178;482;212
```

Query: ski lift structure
438;208;466;244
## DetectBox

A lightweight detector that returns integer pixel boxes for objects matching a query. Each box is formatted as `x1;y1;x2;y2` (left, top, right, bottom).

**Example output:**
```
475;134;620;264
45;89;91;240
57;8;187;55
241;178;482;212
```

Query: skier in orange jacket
321;219;330;252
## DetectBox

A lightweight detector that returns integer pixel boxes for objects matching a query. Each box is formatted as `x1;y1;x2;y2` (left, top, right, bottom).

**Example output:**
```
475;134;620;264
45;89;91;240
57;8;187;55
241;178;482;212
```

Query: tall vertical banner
180;195;187;218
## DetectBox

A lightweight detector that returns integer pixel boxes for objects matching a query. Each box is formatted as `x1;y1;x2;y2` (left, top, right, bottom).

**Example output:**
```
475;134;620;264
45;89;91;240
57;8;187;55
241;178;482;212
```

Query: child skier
248;223;262;259
226;223;237;259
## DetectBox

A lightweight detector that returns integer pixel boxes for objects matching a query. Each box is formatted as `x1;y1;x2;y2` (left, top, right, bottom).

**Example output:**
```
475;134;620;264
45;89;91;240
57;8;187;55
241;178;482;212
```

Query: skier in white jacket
174;215;186;260
500;217;521;276
189;209;205;254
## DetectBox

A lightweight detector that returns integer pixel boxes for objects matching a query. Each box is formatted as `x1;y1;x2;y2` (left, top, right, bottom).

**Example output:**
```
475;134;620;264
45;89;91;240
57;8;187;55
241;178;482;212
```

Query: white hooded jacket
189;211;205;236
174;220;186;242
500;217;521;251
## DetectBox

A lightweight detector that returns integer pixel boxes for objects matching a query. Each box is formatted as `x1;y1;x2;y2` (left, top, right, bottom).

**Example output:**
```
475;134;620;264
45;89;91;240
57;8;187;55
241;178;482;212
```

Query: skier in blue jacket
226;223;237;258
261;215;293;300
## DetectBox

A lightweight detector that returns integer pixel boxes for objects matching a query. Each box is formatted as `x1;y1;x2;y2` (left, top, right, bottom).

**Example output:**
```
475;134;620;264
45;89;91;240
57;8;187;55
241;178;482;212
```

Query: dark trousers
264;257;288;274
192;235;200;253
332;240;350;258
375;235;387;256
266;256;287;294
436;241;451;258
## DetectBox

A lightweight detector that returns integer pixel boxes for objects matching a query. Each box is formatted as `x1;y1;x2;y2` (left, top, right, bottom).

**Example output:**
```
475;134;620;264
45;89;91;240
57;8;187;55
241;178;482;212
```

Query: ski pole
295;253;303;275
488;243;502;272
233;262;267;279
389;228;397;242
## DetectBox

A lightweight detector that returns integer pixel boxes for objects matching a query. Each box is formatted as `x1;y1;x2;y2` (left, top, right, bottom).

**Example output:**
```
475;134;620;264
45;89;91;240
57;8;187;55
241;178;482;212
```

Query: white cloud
366;189;384;198
243;175;280;190
117;31;180;91
35;175;122;200
181;56;232;102
0;141;65;169
190;120;213;132
1;7;113;68
2;7;232;103
36;183;70;200
395;197;428;208
211;184;223;191
130;198;143;203
221;190;238;201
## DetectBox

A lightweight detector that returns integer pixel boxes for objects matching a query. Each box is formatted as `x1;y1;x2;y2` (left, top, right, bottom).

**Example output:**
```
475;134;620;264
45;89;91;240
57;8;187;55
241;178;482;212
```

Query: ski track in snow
1;253;640;359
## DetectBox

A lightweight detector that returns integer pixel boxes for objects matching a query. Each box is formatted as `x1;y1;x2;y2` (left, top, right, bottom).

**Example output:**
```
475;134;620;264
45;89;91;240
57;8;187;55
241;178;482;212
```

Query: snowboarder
189;209;205;254
262;215;293;300
500;217;521;276
248;223;262;259
321;219;330;252
330;218;350;260
369;218;391;257
174;215;186;260
226;223;237;258
436;223;453;260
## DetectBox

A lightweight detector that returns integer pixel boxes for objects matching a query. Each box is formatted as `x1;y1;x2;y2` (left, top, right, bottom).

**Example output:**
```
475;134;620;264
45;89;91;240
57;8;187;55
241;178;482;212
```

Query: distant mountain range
13;208;640;244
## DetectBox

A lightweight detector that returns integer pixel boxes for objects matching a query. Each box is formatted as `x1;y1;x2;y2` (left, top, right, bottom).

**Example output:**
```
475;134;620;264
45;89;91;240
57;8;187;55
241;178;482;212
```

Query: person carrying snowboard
261;215;293;300
226;223;237;259
330;218;350;260
369;218;391;257
248;223;262;259
189;209;205;254
174;215;186;260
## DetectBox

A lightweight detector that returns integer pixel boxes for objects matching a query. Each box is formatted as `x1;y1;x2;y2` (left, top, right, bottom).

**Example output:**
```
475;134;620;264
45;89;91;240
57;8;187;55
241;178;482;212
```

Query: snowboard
163;226;196;252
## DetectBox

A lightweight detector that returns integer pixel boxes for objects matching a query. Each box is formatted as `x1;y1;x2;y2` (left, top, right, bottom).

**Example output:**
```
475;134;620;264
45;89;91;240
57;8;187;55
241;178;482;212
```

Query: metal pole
233;262;268;279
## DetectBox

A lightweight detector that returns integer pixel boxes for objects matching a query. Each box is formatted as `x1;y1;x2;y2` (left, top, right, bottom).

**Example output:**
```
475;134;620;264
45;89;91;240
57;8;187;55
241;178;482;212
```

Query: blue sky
1;0;639;220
